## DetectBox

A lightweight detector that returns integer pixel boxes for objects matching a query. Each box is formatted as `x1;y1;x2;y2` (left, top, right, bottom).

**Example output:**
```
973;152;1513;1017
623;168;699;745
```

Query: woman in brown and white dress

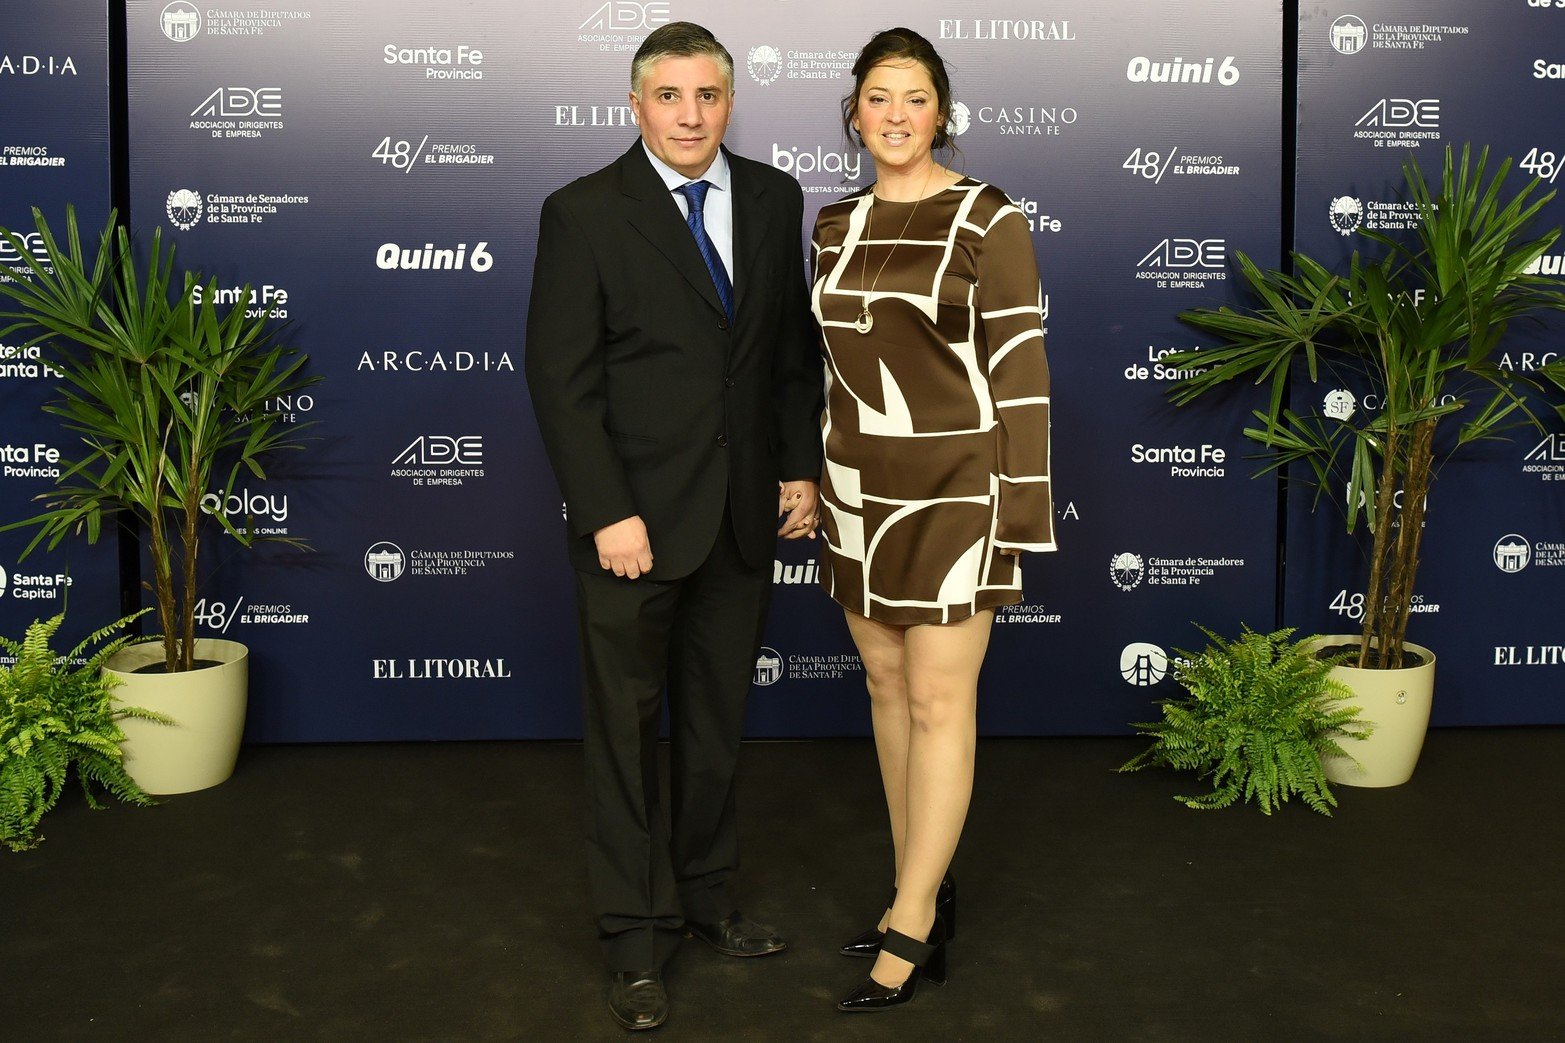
808;26;1054;1012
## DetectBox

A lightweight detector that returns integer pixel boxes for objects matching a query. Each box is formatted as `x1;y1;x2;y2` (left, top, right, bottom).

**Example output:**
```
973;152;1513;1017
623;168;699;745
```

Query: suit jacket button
725;377;736;388
717;318;729;330
716;435;728;448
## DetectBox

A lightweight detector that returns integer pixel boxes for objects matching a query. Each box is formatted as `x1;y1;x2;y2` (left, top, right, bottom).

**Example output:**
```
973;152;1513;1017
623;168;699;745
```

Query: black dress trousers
574;507;771;971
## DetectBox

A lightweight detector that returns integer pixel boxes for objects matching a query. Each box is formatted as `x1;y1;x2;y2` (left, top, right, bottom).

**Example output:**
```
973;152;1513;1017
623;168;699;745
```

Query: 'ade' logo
579;2;670;30
191;87;282;118
394;436;483;466
1138;239;1226;269
1356;99;1439;128
0;232;49;266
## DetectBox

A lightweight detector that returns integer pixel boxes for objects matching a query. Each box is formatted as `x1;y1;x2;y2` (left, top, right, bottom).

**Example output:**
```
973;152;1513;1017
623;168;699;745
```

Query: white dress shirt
641;141;735;293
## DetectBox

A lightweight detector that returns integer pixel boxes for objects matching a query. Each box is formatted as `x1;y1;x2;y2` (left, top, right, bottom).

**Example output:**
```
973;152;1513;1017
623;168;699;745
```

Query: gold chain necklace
855;169;935;335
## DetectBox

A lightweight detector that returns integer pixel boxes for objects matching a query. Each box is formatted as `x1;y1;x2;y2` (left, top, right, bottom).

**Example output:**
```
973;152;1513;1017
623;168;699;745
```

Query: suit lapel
619;142;725;319
729;149;769;320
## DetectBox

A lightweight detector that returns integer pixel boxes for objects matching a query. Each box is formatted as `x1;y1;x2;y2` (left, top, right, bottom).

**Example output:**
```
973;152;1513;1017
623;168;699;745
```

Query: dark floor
3;731;1562;1042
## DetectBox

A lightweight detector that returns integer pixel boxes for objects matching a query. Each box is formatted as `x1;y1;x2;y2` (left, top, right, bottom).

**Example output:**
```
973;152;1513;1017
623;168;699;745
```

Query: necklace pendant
854;307;874;334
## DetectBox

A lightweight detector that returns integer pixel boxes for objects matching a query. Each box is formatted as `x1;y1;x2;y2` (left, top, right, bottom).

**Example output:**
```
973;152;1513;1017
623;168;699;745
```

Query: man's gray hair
630;21;734;96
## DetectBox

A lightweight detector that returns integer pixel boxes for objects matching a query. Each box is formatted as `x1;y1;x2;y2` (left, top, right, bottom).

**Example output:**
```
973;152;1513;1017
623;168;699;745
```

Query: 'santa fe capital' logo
1121;643;1169;686
161;2;201;42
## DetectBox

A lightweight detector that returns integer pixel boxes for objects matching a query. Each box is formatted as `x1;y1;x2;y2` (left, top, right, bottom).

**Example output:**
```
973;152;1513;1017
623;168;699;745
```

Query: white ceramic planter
1313;635;1436;788
106;639;249;795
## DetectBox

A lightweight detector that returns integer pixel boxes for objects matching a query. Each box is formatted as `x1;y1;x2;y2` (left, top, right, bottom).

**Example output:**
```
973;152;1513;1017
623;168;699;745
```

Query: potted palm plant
1168;145;1565;786
0;206;318;794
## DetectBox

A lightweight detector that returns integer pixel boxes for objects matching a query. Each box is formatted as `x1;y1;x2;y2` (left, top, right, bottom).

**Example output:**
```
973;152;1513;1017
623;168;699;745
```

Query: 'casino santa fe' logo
1323;389;1356;421
747;44;782;85
946;101;971;137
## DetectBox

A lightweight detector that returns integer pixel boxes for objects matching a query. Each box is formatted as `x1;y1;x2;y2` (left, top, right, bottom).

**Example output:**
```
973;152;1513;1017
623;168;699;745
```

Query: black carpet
3;731;1562;1041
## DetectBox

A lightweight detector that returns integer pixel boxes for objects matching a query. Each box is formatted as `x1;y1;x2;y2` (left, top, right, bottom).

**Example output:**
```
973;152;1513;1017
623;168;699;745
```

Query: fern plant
0;611;163;851
1120;626;1370;816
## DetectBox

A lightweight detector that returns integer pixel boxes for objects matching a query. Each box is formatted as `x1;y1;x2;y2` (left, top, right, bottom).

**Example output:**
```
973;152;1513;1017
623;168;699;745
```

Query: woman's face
852;59;943;174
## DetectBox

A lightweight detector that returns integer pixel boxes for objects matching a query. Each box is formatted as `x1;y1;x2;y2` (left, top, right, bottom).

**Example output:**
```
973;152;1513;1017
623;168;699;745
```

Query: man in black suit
524;21;823;1033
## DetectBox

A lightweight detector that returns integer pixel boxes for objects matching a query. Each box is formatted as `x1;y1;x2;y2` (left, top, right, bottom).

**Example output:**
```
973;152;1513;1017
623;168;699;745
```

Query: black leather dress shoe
608;970;668;1031
685;911;787;956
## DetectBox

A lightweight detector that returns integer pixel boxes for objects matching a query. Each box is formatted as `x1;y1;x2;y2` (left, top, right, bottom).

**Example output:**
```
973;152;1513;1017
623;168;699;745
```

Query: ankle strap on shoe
879;927;936;967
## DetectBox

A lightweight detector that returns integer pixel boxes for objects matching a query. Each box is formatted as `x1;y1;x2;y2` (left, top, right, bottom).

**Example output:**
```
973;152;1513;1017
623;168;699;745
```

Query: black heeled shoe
836;915;948;1012
840;873;955;958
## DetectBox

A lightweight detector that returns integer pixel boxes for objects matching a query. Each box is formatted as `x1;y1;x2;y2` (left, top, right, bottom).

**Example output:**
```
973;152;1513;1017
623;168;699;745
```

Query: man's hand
778;480;820;540
594;516;654;578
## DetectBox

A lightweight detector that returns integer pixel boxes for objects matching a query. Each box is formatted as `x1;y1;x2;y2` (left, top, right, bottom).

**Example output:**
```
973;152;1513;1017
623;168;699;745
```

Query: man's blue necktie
675;180;734;323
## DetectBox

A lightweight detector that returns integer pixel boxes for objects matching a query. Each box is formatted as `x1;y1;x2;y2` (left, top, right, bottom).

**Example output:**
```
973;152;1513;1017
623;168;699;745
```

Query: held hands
778;480;821;540
594;515;653;579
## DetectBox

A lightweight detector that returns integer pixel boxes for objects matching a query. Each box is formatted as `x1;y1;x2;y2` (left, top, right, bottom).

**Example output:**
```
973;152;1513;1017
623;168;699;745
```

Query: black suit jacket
525;142;823;580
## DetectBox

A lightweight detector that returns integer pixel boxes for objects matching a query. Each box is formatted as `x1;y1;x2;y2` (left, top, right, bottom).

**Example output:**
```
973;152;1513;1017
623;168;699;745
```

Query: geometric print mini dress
810;178;1054;625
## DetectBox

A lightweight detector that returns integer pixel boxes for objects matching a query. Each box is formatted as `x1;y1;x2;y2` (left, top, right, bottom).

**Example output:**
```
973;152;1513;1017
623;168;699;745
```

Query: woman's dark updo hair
841;27;957;154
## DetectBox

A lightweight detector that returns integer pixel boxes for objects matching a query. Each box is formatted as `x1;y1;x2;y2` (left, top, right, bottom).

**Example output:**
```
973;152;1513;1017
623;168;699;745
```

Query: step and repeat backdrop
119;0;1281;740
3;2;1554;738
1290;3;1565;725
0;0;121;652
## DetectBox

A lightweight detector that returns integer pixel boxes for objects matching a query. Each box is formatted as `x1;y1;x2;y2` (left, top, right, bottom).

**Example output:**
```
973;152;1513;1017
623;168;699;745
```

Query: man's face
629;55;732;180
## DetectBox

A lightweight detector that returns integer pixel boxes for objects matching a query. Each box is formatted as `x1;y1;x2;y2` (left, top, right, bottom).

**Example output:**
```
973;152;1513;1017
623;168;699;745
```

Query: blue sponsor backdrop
10;4;1553;739
117;0;1282;740
0;1;120;652
1290;4;1565;725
